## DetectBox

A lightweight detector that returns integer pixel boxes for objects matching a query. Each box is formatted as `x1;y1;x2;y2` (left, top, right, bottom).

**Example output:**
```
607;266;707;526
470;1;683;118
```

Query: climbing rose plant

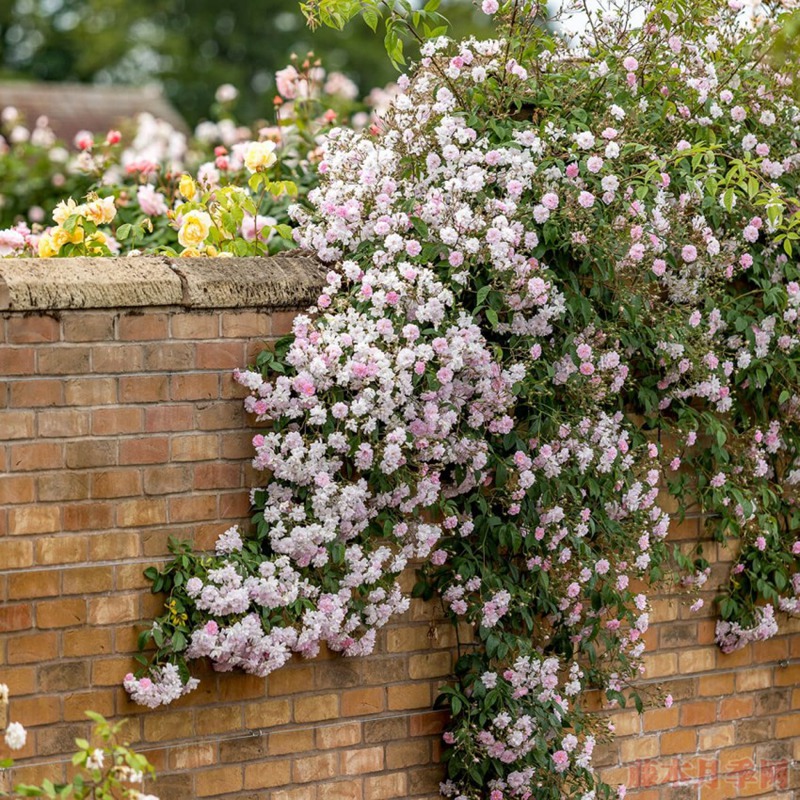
128;1;800;797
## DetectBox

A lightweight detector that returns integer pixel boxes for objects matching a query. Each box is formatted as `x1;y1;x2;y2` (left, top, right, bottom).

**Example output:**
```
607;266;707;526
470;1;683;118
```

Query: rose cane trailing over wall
128;0;800;797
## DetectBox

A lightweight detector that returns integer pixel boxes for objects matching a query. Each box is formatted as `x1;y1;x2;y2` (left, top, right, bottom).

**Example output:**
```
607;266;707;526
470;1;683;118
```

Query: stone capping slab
0;253;326;311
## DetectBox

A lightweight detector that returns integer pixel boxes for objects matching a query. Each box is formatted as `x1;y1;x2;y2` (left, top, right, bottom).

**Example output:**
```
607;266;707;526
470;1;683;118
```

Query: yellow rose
179;175;196;200
244;140;277;174
178;210;213;248
84;196;116;225
180;246;204;257
51;226;84;249
37;232;59;258
52;198;86;225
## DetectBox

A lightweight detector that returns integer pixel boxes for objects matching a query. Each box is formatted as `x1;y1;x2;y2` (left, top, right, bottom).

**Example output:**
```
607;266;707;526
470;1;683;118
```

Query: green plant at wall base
1;708;157;800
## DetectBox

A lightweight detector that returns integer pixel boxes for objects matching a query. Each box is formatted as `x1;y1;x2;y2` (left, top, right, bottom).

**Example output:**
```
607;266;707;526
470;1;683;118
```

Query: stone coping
0;254;326;311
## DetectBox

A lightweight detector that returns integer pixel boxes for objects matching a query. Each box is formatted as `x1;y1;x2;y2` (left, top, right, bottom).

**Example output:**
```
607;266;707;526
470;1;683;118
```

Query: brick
294;693;339;723
145;405;194;432
408;766;443;795
62;564;113;594
144;342;196;371
642;707;679;732
0;603;32;632
142;465;193;495
0;475;36;504
171;434;219;461
0;347;35;375
643;651;678;679
37;408;91;438
196;401;244;430
0;410;35;439
0;538;34;568
244;699;291;729
293;752;338;783
193;462;241;490
170;374;219;402
221;311;270;338
119;312;169;341
38;661;89;691
36;598;86;628
13;695;62;726
699;724;735;750
8;631;58;663
196;706;243;736
91;344;145;373
364;773;408;800
88;594;138;625
64;689;114;721
243;760;291;790
219;491;249;519
170;743;217;770
196;341;245;369
119;437;169;465
92;407;144;435
408;652;451;679
65;440;117;468
169;494;218;522
91;469;142;498
720;696;754;720
9;441;63;471
63;502;115;531
91;656;137;685
195;766;244;797
38;472;90;502
318;781;362;800
7;315;60;343
736;668;772;692
272;311;296;336
698;673;735;696
37;346;90;374
678;649;715;674
680;700;717;727
385;740;429;769
119;375;169;402
117;498;167;527
8;505;61;534
171;313;218;339
62;313;115;342
36;535;87;564
775;714;800;738
63;628;112;657
8;570;59;599
339;687;384;717
143;710;194;742
64;377;117;405
267;730;315;756
387;683;430;711
316;722;362;750
409;710;448;737
10;379;63;407
364;717;407;744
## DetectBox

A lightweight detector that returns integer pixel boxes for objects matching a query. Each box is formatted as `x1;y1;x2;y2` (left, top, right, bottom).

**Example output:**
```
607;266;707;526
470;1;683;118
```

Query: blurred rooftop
0;81;188;144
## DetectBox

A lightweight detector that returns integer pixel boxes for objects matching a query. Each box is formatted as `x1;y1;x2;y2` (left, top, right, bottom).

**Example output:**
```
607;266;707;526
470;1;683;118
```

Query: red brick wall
0;258;798;800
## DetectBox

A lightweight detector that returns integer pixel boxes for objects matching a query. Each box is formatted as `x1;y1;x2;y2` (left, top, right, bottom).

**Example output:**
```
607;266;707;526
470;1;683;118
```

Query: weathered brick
145;405;194;432
294;693;339;723
92;407;144;435
171;434;219;461
9;442;63;471
171;374;219;400
8;505;61;534
91;344;145;373
38;472;90;502
316;722;362;750
243;699;291;729
117;498;167;527
0;410;35;440
0;603;32;632
0;475;36;504
7;315;60;343
119;374;169;403
37;346;91;375
170;313;218;339
119;313;169;341
293;753;338;783
36;598;86;628
91;469;142;498
62;313;115;342
10;379;63;407
64;377;117;405
243;760;291;790
364;773;408;800
119;436;169;465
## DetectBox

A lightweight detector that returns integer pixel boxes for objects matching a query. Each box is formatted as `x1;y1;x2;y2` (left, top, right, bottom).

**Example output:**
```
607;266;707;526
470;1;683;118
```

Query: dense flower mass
6;0;799;798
